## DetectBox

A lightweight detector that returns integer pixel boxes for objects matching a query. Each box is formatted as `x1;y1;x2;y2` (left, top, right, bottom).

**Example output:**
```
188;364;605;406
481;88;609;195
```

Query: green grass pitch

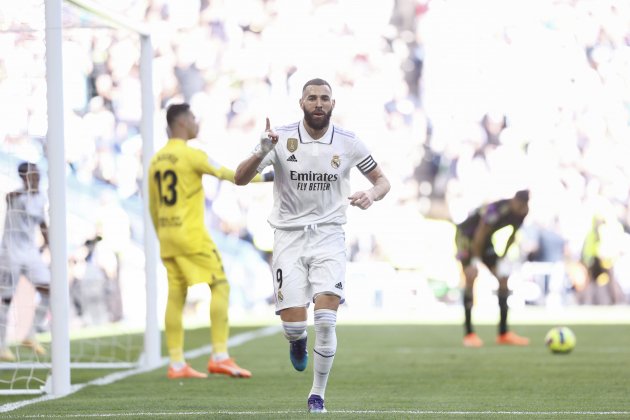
1;324;629;419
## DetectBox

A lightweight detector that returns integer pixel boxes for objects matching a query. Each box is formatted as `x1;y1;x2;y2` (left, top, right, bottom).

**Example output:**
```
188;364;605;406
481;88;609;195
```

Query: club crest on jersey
331;155;341;169
287;138;298;153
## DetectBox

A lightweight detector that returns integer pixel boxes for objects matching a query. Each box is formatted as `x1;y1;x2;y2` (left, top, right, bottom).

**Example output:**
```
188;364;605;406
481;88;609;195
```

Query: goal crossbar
65;0;150;36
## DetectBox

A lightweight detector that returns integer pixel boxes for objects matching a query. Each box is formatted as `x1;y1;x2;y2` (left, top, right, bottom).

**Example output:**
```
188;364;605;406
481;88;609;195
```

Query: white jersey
1;190;47;255
257;120;377;229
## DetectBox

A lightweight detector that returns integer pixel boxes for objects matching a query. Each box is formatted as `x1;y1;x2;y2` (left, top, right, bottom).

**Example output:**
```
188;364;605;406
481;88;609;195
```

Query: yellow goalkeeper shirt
149;138;261;258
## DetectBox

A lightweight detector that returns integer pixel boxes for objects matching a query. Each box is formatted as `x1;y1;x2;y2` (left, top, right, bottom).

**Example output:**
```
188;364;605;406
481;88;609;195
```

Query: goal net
0;0;158;395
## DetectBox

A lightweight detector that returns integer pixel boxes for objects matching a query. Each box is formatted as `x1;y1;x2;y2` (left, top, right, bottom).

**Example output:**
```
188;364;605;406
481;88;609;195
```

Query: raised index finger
265;117;271;131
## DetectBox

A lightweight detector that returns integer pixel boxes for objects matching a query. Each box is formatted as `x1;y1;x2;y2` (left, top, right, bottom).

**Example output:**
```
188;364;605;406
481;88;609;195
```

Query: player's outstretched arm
348;166;390;210
235;155;263;186
235;118;278;185
212;165;270;184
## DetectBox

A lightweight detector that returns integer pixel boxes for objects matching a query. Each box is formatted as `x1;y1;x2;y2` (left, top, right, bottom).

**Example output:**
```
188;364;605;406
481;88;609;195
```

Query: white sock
212;352;229;362
170;361;186;370
309;309;337;399
282;320;307;342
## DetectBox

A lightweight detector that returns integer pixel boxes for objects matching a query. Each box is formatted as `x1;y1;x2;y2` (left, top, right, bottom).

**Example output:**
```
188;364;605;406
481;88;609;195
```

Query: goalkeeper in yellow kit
149;103;271;379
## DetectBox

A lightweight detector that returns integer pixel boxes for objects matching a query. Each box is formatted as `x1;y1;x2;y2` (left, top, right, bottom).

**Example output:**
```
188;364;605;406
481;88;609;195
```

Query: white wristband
253;144;266;158
254;131;276;158
471;257;482;267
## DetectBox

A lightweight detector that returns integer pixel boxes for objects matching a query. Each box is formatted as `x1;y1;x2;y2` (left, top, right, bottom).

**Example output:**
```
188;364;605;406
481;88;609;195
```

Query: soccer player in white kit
0;162;50;361
235;78;390;413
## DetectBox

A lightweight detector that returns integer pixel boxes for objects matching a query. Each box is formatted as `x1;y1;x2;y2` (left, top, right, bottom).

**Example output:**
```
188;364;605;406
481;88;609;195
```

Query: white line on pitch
3;409;630;418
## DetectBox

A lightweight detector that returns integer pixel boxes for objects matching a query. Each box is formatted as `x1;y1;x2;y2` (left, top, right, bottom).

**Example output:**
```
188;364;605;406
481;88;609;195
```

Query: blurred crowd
416;0;630;305
0;0;628;327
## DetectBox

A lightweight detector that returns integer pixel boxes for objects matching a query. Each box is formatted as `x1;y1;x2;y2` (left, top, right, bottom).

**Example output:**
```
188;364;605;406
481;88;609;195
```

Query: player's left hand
348;190;374;210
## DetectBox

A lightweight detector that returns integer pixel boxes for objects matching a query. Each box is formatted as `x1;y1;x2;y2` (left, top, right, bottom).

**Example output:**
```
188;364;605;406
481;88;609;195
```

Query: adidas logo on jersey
334;282;343;290
287;154;298;162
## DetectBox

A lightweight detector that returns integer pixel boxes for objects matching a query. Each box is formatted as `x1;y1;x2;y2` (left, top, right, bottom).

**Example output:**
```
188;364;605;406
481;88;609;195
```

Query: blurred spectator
521;216;569;306
69;235;118;326
94;191;130;322
579;212;626;305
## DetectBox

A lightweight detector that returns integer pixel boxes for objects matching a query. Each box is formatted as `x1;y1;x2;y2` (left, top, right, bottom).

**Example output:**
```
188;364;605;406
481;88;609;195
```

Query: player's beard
303;108;332;131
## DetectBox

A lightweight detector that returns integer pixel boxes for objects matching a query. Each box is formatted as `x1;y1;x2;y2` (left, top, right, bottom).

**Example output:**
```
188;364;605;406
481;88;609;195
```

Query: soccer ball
544;327;576;354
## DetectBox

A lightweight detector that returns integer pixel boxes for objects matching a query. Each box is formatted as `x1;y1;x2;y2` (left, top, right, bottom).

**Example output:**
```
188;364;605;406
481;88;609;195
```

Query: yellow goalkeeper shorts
162;252;227;287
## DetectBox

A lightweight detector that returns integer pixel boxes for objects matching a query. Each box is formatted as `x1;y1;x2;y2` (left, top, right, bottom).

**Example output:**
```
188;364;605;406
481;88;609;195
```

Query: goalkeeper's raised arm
235;117;278;185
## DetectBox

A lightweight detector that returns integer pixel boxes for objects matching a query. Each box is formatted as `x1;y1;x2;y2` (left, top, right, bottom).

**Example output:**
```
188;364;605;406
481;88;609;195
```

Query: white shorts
0;248;50;299
271;224;346;314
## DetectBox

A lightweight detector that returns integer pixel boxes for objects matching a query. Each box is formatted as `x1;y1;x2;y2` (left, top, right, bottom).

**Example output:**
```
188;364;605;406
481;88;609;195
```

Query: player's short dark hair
166;103;191;128
514;189;530;202
302;78;332;93
18;161;37;176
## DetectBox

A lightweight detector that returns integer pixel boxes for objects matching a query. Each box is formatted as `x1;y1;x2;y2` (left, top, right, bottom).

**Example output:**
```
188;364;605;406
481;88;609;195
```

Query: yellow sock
165;280;187;363
210;281;230;355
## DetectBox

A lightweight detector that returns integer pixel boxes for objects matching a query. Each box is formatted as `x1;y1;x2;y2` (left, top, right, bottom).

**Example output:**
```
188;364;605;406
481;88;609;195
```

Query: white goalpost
0;0;160;396
45;0;71;397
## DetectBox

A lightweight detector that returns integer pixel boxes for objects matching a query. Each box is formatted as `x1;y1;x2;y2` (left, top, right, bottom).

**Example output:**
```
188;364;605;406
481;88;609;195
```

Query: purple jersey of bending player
457;199;526;239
